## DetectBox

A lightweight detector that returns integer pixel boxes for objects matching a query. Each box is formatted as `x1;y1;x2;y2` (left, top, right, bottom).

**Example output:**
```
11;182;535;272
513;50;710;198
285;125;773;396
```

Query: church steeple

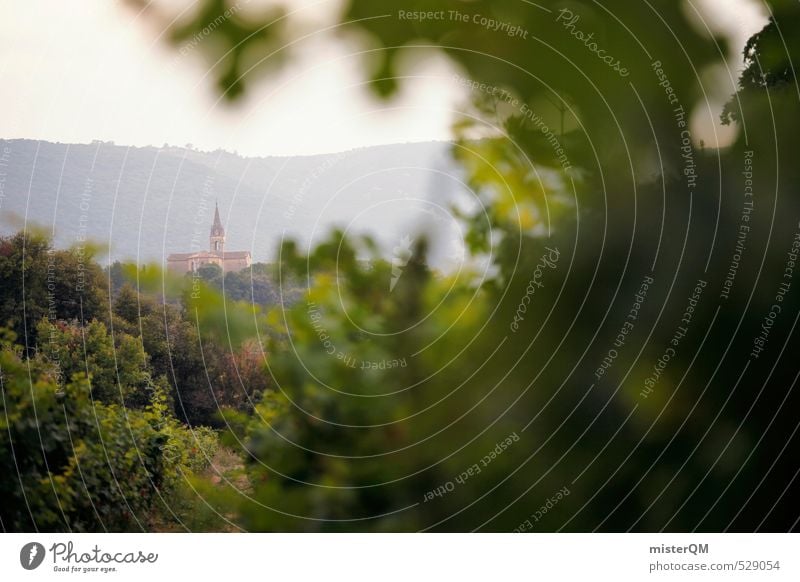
210;201;225;254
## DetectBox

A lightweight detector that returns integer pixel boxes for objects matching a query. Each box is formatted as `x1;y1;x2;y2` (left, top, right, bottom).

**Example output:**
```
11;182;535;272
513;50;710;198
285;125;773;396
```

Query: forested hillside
0;139;464;267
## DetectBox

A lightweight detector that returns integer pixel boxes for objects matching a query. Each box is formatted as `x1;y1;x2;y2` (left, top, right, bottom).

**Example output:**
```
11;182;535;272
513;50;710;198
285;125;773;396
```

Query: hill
0;139;467;267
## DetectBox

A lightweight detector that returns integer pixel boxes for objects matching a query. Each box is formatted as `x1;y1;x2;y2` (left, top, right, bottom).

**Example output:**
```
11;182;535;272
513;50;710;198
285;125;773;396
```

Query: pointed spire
211;201;224;236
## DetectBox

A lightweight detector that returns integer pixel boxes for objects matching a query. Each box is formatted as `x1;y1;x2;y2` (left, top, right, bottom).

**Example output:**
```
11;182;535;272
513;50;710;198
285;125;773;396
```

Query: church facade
167;203;251;273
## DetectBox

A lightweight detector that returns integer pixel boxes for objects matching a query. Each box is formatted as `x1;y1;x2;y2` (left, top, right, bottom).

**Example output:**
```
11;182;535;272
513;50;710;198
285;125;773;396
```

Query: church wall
222;257;251;271
167;258;192;272
168;255;250;273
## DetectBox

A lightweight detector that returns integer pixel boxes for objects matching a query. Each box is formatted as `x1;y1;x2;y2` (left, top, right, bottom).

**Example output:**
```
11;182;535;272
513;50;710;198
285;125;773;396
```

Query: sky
0;0;768;156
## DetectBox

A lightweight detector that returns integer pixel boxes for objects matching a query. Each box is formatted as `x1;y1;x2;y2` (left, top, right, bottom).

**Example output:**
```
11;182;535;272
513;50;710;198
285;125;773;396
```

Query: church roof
167;250;251;261
167;251;216;261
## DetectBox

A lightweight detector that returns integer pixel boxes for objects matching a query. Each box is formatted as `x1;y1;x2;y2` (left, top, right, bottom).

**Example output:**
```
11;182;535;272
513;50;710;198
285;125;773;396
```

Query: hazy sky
0;0;767;156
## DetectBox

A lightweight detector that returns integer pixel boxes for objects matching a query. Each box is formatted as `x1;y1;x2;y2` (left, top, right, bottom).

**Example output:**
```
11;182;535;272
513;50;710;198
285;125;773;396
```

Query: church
167;203;251;273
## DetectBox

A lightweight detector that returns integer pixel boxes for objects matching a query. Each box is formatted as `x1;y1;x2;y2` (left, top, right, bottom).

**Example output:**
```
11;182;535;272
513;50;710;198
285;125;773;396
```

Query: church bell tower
210;202;225;255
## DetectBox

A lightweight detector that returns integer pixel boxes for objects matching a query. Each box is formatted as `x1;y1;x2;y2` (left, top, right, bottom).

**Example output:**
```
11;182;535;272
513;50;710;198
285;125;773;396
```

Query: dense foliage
0;332;218;531
203;0;800;531
0;231;257;531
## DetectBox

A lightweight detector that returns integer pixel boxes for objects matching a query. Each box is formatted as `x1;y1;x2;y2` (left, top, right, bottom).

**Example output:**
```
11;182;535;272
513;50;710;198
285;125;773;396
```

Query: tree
35;318;153;408
722;8;800;125
107;261;128;296
113;279;269;426
0;232;108;351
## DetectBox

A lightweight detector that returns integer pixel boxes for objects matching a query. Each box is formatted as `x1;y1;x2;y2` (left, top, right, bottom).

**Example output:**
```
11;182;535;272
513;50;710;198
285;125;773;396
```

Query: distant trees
0;232;108;349
111;281;270;427
0;228;272;531
36;317;155;408
191;261;304;307
107;260;127;296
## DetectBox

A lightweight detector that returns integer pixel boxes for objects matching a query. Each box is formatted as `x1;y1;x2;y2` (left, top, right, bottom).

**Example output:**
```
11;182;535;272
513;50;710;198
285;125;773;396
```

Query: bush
0;335;219;532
